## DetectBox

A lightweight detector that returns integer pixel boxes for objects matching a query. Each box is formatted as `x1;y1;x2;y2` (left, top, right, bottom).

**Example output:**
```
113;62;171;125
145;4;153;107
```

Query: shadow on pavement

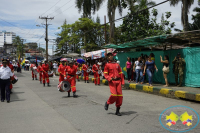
13;92;25;94
108;111;137;116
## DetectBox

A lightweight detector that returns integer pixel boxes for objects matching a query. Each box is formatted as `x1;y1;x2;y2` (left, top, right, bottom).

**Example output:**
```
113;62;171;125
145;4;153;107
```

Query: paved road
0;71;199;133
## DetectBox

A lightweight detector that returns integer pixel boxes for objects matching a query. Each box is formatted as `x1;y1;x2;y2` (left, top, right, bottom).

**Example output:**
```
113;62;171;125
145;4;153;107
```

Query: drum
98;70;103;76
86;68;92;73
57;81;71;92
48;71;53;77
12;74;18;84
76;71;82;76
32;66;38;75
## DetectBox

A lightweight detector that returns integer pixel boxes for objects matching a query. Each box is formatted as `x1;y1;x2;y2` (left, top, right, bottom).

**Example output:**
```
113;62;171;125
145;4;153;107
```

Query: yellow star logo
166;122;172;127
187;122;192;126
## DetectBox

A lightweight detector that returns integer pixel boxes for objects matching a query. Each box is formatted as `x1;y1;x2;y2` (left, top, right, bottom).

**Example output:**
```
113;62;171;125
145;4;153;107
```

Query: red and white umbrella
60;58;68;62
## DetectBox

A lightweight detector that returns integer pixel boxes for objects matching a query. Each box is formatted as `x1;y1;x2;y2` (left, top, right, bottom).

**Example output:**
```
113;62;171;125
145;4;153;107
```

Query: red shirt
37;65;43;72
82;64;88;71
8;64;14;71
92;64;99;73
58;64;66;76
65;65;76;76
104;61;124;84
42;64;49;72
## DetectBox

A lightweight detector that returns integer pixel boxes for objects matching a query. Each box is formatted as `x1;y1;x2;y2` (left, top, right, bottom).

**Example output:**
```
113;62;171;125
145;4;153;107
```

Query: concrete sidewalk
78;76;200;102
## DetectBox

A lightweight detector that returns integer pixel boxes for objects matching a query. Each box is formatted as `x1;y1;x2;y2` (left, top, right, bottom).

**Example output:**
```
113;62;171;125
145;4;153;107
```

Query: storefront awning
82;48;115;59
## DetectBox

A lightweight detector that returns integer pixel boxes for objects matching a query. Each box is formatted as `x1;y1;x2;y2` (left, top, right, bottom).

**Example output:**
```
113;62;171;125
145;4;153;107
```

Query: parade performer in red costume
7;59;14;93
74;62;80;81
30;62;37;80
64;61;78;98
82;62;89;83
42;61;50;87
92;61;100;85
58;60;67;84
37;62;43;84
104;52;125;116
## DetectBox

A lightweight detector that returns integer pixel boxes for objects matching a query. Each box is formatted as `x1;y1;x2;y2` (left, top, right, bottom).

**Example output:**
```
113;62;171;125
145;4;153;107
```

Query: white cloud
0;0;198;50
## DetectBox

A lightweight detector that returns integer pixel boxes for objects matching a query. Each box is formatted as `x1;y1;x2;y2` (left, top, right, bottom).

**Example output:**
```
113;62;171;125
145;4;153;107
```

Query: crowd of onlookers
125;53;185;87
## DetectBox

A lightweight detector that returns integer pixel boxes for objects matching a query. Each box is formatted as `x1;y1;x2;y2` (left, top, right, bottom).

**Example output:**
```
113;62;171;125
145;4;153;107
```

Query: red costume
104;61;124;107
37;65;43;82
92;64;100;85
42;64;50;84
65;65;77;93
75;64;79;80
58;64;66;83
30;64;37;79
82;64;89;81
8;63;14;90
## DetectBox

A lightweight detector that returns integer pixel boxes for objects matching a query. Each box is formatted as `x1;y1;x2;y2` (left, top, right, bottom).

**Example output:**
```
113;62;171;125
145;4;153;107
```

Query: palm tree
169;0;194;31
75;0;105;18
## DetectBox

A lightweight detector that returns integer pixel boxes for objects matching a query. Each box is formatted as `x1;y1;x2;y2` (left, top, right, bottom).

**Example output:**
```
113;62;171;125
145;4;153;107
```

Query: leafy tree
120;8;175;42
188;5;200;30
169;0;194;31
56;18;109;54
13;36;25;58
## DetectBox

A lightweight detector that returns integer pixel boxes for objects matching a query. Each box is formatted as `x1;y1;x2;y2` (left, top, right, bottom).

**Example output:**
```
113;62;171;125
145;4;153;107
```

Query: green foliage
13;36;25;57
120;6;175;42
188;6;200;30
55;18;109;55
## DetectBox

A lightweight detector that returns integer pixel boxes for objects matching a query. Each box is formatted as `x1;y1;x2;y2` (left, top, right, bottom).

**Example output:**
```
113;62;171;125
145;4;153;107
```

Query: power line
40;0;62;16
53;4;75;17
48;0;72;16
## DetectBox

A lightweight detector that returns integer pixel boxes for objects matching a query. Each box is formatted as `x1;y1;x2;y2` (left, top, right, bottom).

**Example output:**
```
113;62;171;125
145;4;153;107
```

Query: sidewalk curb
79;76;200;102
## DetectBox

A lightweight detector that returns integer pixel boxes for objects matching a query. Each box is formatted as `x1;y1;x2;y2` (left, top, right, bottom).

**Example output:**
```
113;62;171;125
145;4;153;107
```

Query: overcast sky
0;0;198;55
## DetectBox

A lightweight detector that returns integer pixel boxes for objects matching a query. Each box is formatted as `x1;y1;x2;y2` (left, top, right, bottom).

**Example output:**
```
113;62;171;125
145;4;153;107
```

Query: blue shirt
145;61;155;70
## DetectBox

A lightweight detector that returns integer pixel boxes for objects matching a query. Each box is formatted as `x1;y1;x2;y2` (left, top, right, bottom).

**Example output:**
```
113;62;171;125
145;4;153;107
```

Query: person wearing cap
82;61;89;83
92;60;100;85
104;52;125;116
172;53;186;87
42;61;50;87
37;62;43;84
30;62;38;80
64;61;78;98
0;59;13;103
58;60;67;84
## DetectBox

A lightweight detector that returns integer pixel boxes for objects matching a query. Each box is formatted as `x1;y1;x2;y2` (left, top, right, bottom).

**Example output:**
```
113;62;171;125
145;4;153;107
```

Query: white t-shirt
53;63;58;68
0;66;13;79
135;61;143;70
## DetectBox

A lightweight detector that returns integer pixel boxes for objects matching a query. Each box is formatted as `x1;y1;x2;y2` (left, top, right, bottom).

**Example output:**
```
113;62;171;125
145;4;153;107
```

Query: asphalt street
0;71;199;133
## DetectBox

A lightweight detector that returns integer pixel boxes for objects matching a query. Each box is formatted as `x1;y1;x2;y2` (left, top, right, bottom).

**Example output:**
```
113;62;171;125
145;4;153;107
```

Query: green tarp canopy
104;35;167;49
117;47;200;87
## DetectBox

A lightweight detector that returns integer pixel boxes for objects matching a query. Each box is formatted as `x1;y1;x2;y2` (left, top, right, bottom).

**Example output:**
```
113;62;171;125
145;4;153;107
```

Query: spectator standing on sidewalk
125;57;132;83
160;55;169;87
172;53;186;87
143;56;158;86
133;57;144;84
53;61;58;75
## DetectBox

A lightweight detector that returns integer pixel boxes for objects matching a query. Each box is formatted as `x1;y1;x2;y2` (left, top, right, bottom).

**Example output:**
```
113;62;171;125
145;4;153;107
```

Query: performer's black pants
0;79;11;101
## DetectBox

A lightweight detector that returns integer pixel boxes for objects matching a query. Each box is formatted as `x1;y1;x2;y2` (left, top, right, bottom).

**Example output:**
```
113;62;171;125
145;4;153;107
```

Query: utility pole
104;15;106;45
39;16;54;62
21;39;25;60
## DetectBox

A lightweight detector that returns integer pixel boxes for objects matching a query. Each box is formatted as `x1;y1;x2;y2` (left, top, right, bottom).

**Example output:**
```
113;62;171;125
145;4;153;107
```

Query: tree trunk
109;7;116;43
183;0;189;31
